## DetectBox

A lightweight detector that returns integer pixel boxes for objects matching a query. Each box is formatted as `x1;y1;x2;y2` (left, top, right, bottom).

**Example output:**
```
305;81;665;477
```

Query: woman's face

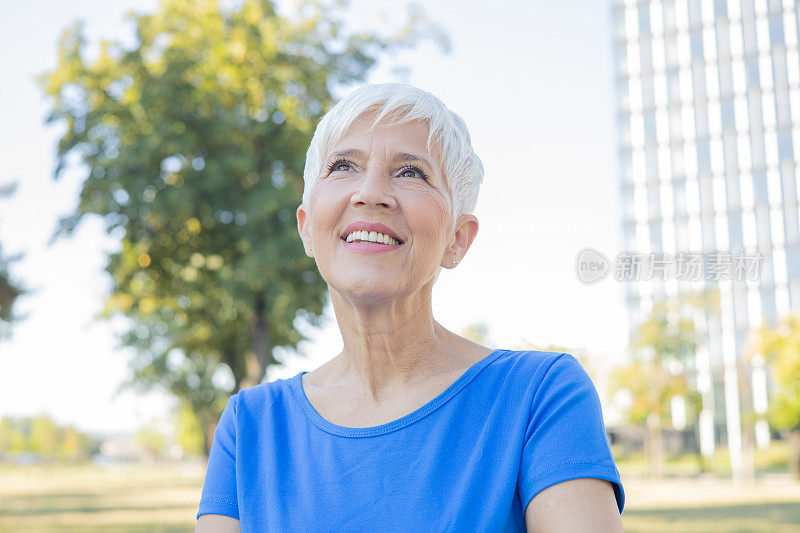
297;112;463;302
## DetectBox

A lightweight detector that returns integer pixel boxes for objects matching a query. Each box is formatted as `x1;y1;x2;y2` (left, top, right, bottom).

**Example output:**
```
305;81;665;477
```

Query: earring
451;259;460;264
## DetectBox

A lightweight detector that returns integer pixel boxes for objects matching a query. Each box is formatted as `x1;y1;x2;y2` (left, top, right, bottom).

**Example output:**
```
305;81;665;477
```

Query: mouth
340;221;404;246
341;230;403;246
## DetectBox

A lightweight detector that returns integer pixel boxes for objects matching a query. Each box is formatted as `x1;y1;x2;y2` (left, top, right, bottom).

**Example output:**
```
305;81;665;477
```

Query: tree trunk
240;295;274;389
202;417;216;458
224;348;244;395
739;361;756;484
691;422;707;474
789;428;800;480
646;418;664;479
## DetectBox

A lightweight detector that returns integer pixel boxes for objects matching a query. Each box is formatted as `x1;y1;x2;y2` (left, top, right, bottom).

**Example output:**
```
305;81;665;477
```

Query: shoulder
487;350;599;414
223;376;296;420
491;349;587;386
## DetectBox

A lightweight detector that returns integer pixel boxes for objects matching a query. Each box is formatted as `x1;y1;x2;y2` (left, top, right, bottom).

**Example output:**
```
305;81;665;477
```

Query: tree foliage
0;415;98;462
40;0;443;454
747;313;800;478
609;291;715;428
175;402;205;457
136;421;169;460
608;290;718;477
747;313;800;431
0;181;24;338
460;321;492;347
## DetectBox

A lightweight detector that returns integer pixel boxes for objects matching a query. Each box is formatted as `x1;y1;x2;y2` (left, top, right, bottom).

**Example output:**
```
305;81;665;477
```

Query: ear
441;214;479;268
296;204;314;258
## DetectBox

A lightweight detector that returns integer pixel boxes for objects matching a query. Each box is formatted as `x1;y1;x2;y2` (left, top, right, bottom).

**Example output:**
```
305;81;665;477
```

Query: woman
195;83;625;532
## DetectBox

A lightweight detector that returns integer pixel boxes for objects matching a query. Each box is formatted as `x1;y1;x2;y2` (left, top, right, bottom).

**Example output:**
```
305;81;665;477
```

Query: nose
350;164;397;210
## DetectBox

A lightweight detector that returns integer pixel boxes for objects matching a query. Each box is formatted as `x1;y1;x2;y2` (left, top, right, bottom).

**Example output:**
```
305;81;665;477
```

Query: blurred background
1;0;799;531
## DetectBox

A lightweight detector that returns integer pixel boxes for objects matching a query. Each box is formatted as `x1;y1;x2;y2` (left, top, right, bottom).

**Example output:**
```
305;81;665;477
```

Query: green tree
0;181;24;338
40;0;444;454
59;426;90;462
136;420;169;461
0;418;12;453
29;416;60;457
460;321;492;346
0;416;97;461
609;291;714;477
2;417;31;454
747;313;800;478
514;338;601;387
175;402;205;457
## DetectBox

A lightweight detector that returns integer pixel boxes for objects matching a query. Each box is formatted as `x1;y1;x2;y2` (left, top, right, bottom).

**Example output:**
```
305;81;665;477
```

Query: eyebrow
327;149;434;169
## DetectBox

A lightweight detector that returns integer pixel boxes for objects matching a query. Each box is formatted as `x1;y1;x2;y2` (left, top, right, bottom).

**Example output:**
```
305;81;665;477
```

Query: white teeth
344;230;400;245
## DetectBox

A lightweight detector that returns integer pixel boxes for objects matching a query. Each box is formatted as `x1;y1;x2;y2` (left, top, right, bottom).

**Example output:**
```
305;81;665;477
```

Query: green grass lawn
613;439;793;478
0;459;798;532
615;442;800;532
622;502;800;533
0;462;204;532
620;476;800;533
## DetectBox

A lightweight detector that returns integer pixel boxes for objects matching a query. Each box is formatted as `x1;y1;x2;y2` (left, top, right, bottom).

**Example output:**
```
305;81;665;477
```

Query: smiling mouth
341;231;404;246
340;237;403;248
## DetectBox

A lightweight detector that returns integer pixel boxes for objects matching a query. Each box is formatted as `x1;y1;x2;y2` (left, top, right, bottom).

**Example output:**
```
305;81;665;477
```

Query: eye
397;165;429;181
326;158;354;173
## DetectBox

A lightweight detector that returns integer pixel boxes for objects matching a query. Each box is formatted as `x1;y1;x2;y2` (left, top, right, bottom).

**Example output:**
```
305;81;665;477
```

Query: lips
341;221;404;243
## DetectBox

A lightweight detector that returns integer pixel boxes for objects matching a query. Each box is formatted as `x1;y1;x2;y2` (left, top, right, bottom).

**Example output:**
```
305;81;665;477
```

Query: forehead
329;111;438;162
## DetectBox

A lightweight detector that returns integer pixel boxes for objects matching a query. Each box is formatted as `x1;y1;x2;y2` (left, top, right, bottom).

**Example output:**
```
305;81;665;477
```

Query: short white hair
301;83;484;231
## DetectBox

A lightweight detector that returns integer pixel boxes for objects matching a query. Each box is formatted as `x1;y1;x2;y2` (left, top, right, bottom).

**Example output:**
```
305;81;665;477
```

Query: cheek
409;194;452;243
308;183;347;238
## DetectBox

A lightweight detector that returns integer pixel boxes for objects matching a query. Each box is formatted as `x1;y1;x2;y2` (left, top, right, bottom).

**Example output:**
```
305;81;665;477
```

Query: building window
642;75;656;108
672;142;686;176
745;56;760;87
719;60;734;96
778;130;793;161
664;0;678;32
743;19;758;55
698;140;712;173
769;14;785;45
688;0;703;26
753;171;769;204
728;211;745;247
717;20;731;59
666;36;680;68
645;111;658;144
646;145;660;180
614;9;627;40
724;130;740;170
641;39;654;73
721;98;736;129
695;102;710;138
690;27;705;60
639;4;652;34
615;43;628;76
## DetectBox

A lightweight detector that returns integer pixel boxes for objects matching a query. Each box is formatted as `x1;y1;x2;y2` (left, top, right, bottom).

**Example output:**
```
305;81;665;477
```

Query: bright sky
0;0;629;435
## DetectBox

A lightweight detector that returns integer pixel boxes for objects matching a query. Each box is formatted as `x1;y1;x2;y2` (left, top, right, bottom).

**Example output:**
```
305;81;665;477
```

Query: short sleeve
197;394;240;520
518;353;625;514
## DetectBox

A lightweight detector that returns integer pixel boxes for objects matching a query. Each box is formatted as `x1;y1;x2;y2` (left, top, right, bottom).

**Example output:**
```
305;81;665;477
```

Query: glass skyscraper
611;0;800;479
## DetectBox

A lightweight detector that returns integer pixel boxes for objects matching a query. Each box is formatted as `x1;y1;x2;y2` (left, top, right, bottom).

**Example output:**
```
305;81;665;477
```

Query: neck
325;286;462;401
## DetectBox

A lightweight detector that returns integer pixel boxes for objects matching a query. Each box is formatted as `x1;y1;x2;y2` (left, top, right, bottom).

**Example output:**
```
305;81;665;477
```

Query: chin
327;274;401;299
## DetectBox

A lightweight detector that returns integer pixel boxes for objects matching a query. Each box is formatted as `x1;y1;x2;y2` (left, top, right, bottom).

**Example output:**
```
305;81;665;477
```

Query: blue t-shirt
197;349;624;531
